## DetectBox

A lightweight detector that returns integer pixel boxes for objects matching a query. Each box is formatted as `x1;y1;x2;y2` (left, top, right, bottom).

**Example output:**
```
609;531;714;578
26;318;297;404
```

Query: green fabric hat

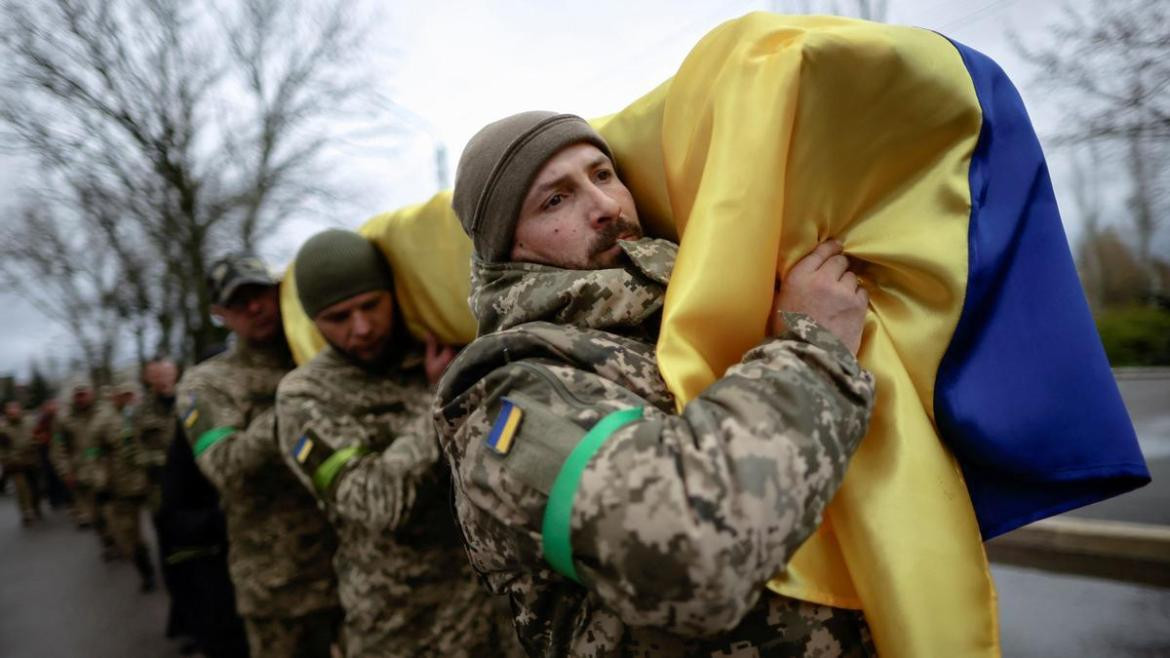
452;111;613;262
294;229;394;318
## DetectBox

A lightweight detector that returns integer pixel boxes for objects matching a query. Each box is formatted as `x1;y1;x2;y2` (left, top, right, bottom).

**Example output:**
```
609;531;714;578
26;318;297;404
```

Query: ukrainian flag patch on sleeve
293;435;314;464
485;398;524;456
182;395;200;430
289;428;333;479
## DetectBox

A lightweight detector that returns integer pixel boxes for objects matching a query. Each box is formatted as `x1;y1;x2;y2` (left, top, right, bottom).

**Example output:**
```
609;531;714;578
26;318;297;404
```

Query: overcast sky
0;0;1121;377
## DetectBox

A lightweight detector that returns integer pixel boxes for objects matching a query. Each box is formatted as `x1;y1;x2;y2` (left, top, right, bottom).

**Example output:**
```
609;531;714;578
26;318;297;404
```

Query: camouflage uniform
276;344;518;657
434;238;877;657
93;402;143;556
46;410;82;524
56;403;113;545
132;392;176;513
1;413;40;523
177;339;342;657
92;397;161;586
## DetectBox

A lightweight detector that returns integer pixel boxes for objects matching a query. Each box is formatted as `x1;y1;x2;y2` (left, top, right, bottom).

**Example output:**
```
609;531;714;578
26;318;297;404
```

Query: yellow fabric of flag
281;191;477;364
601;13;997;657
282;12;999;656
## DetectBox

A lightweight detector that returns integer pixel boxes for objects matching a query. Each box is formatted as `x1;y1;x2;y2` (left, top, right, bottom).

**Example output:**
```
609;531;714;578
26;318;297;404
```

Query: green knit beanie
452;111;613;262
294;229;394;318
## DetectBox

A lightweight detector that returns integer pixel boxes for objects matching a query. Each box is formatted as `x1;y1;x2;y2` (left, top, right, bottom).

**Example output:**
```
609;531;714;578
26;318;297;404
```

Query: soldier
56;383;117;554
437;112;876;656
1;399;42;525
275;229;518;657
33;398;72;511
176;254;341;658
98;377;158;589
136;358;179;513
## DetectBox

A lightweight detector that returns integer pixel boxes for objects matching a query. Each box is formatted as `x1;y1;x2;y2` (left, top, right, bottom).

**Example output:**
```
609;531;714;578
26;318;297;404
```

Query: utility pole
434;143;450;190
385;99;451;191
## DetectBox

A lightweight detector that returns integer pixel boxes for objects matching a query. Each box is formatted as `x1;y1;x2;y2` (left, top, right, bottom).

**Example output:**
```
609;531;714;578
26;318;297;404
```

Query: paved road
995;564;1170;658
1067;375;1170;525
993;373;1169;657
0;499;182;658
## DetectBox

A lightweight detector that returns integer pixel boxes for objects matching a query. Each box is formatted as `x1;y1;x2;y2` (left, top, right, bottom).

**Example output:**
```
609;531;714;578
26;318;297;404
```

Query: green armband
193;427;235;457
312;444;368;496
541;406;644;583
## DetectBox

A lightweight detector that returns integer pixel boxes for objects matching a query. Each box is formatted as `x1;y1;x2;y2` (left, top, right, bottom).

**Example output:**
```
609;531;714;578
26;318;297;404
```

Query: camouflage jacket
56;403;108;489
177;339;339;618
131;393;176;508
276;344;514;657
434;238;877;657
94;402;149;498
0;415;36;471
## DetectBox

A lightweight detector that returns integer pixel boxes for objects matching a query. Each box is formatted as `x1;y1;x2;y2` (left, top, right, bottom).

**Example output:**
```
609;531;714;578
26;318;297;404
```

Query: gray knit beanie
294;229;394;318
452;111;613;262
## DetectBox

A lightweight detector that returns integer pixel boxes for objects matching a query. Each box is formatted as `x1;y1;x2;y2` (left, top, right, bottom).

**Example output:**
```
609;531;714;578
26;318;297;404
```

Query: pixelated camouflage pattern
468;237;673;337
55;402;108;490
94;402;151;498
1;414;39;520
131;392;176;511
0;413;37;472
435;238;877;657
243;607;343;658
105;496;145;558
176;339;339;619
207;253;279;306
276;344;520;657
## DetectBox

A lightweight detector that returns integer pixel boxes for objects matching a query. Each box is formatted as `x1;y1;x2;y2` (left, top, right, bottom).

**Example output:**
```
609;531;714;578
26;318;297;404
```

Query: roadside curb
987;517;1170;588
1113;367;1170;380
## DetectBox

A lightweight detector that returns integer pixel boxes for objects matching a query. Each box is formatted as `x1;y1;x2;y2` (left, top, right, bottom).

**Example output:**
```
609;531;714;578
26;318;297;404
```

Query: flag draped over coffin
282;12;1149;658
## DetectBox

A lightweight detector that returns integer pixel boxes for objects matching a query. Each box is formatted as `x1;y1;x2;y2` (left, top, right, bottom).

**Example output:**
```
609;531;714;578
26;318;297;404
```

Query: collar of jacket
146;392;175;411
233;335;294;369
320;339;426;378
468;237;676;336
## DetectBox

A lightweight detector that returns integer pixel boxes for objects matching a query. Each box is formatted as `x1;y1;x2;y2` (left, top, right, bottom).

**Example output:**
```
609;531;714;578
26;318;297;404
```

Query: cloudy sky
0;0;1111;377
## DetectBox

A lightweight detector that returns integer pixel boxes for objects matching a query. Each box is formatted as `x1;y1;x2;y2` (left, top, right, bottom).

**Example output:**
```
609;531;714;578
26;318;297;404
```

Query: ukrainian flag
282;12;1149;657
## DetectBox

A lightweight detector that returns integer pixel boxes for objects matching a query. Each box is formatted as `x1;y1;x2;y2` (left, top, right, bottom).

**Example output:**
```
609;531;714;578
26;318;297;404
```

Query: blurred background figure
1;399;42;526
157;343;249;658
33;398;72;511
101;376;158;590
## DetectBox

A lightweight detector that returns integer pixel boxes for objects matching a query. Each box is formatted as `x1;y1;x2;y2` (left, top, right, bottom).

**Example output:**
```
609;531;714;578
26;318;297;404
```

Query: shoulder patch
485;398;524;456
290;428;334;477
293;434;314;464
181;394;199;429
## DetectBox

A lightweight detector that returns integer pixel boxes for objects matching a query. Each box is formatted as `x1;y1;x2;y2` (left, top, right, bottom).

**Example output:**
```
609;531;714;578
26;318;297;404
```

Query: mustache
589;217;643;257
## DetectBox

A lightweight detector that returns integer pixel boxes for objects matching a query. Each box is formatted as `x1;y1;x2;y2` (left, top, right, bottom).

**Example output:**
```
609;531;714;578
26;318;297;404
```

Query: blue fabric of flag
936;38;1151;539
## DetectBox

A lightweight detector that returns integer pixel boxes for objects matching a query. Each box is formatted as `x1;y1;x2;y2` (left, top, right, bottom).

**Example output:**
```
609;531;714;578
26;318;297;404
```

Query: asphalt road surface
1068;373;1170;526
0;501;182;658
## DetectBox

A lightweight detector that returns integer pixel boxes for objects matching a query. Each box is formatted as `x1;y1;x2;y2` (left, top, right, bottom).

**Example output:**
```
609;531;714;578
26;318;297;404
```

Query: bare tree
0;0;381;370
1012;0;1169;296
0;207;124;384
1070;143;1107;308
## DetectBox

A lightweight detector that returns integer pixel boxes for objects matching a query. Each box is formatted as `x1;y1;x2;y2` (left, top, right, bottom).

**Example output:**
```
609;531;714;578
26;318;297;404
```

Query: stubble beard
584;217;644;268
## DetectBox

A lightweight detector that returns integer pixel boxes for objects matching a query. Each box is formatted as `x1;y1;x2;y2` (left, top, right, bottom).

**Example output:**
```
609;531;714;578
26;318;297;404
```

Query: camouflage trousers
73;485;97;525
75;485;115;548
244;606;344;658
105;495;147;558
703;595;875;658
7;471;39;521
